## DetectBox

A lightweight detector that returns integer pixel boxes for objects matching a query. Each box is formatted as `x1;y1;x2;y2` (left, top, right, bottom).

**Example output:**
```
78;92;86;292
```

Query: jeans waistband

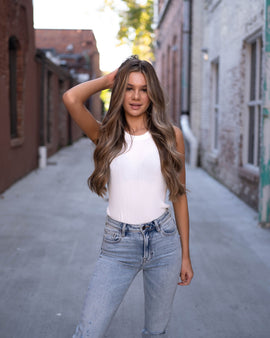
106;209;172;233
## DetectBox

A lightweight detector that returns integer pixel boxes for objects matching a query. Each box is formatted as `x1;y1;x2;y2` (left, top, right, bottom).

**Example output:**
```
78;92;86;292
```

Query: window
46;71;53;144
211;59;219;151
9;36;18;139
245;35;262;168
8;35;24;144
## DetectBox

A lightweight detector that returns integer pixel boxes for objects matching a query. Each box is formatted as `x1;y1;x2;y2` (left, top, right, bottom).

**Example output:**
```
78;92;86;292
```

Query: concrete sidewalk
0;138;270;338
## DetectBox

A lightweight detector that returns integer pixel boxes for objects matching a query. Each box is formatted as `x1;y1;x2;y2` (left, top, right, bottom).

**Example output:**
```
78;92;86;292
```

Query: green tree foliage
103;0;154;60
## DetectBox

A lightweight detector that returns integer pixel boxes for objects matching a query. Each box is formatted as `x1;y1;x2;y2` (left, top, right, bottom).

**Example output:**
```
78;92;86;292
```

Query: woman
63;55;193;338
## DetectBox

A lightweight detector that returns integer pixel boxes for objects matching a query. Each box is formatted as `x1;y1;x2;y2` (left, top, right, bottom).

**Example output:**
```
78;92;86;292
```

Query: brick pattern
198;0;264;210
0;0;38;192
35;29;102;120
0;1;84;193
35;52;83;158
155;0;264;210
154;0;183;125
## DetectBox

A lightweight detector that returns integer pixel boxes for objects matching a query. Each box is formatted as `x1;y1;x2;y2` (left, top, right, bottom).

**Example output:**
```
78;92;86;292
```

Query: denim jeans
73;209;181;338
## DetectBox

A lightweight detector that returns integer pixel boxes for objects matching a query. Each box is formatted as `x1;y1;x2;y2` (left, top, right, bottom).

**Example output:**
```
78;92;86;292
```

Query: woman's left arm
172;126;194;286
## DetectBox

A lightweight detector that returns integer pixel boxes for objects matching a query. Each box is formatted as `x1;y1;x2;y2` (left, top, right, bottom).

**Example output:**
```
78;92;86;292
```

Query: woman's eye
126;87;132;91
142;88;147;92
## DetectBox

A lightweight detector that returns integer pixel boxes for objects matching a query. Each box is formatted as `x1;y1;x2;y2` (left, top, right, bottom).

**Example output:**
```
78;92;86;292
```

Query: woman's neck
125;116;148;135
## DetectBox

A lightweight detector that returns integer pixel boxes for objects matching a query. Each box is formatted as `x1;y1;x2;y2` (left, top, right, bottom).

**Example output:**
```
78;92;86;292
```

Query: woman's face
122;71;150;119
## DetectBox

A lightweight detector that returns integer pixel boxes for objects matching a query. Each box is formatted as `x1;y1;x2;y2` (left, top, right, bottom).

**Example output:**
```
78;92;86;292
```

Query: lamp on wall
201;48;209;60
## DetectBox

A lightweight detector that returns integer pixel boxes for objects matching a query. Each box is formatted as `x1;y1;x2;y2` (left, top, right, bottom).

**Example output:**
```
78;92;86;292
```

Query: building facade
198;0;265;211
0;0;39;192
35;50;82;159
35;29;103;120
154;0;183;125
154;0;270;225
0;1;102;193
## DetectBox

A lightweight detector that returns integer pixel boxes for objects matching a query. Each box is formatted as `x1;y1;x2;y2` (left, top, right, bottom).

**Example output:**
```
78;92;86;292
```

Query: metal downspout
181;0;198;167
259;0;270;227
38;51;47;168
181;0;191;115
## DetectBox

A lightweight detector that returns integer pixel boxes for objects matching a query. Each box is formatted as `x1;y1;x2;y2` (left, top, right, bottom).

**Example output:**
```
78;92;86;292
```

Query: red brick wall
0;0;39;193
35;53;83;158
154;0;183;125
0;1;84;193
35;29;103;120
35;29;99;58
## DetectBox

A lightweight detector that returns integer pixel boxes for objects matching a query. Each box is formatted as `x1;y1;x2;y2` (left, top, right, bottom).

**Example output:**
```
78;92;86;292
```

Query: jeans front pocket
160;218;177;236
103;223;122;244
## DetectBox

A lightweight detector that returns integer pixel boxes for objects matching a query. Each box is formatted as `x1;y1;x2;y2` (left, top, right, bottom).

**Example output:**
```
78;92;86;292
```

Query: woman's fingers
178;270;193;286
106;68;118;88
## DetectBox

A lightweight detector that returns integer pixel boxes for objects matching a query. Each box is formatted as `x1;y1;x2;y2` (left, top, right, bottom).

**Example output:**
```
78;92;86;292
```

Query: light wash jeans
73;209;181;338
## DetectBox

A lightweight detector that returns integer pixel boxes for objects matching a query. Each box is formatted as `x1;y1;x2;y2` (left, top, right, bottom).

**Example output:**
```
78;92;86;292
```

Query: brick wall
198;0;264;210
35;29;103;120
0;0;39;193
0;1;83;193
154;0;183;125
35;51;83;158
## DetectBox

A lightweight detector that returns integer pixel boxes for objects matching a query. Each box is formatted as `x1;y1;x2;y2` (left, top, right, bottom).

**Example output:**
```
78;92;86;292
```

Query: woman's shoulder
172;125;185;153
172;125;183;140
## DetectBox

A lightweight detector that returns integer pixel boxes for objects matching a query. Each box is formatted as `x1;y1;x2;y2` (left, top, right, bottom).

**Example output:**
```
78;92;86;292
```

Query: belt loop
121;223;127;237
154;219;160;232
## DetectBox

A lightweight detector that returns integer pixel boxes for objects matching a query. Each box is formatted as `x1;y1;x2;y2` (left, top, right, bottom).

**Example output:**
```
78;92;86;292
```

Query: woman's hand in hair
105;68;118;89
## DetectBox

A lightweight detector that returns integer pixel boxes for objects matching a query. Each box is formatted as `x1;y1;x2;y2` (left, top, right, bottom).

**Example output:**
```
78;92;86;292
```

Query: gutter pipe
180;0;198;167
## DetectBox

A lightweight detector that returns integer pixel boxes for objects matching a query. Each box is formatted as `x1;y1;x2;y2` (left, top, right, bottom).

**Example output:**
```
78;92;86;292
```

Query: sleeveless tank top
106;130;169;224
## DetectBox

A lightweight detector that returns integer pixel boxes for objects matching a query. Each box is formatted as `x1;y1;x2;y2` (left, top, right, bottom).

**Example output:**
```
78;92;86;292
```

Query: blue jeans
73;210;181;338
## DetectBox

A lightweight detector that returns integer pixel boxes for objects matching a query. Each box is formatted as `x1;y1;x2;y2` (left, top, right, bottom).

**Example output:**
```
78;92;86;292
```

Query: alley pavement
0;137;270;338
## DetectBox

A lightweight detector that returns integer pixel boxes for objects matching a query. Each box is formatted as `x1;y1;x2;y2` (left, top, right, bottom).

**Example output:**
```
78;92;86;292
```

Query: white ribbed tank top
107;130;169;224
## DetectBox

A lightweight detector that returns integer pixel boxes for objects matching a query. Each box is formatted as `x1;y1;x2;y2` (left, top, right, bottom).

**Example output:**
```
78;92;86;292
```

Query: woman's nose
132;90;140;100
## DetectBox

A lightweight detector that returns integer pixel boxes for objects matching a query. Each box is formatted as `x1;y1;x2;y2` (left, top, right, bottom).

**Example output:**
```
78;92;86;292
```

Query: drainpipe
36;50;47;169
181;114;198;167
180;0;198;167
181;0;191;115
259;0;270;227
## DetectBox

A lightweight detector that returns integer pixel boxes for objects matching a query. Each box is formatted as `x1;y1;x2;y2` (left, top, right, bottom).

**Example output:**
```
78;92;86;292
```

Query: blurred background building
154;0;270;226
0;0;102;193
35;29;102;120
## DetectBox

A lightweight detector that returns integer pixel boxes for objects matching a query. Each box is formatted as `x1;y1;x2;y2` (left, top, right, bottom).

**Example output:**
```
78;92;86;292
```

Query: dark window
247;36;262;167
9;36;18;139
250;41;256;101
47;71;53;144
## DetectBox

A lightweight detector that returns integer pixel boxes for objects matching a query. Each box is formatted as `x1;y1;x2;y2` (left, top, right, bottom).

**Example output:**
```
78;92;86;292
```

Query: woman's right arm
62;70;117;144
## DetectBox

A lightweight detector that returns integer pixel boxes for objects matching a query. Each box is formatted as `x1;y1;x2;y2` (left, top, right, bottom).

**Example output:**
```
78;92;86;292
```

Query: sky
32;0;132;71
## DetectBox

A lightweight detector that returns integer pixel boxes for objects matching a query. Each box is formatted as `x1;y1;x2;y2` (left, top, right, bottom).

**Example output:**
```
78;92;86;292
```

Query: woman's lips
130;104;141;110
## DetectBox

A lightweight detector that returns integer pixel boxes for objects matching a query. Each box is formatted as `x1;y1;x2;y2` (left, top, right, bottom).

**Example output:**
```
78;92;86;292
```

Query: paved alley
0;138;270;338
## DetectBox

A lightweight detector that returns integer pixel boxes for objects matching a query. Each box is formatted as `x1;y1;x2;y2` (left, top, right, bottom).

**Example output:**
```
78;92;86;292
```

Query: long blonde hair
88;55;186;201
